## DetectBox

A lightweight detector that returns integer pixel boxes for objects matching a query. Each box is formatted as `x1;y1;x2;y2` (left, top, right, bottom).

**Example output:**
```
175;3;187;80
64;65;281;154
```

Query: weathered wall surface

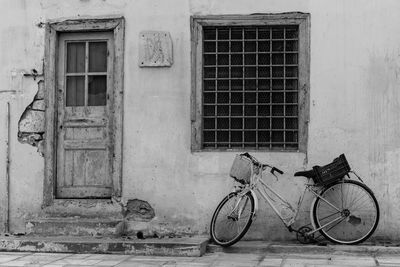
0;0;400;240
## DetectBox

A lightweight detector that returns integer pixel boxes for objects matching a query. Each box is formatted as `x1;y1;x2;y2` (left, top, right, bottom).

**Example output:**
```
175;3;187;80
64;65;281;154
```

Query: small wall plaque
139;31;173;67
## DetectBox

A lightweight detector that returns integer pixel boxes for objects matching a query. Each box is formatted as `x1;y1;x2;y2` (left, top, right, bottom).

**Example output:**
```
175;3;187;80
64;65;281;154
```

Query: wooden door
56;32;114;198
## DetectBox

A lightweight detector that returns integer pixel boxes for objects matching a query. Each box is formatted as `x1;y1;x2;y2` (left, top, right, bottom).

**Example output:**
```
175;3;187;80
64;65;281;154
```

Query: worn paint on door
56;32;114;198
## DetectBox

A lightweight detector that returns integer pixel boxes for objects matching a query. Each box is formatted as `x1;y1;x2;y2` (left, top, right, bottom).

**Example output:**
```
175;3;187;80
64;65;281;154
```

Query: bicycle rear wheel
312;180;379;244
210;191;255;247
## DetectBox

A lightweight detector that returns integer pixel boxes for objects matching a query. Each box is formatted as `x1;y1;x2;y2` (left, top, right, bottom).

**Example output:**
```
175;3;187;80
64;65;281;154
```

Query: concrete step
207;240;400;256
0;235;208;257
26;218;122;237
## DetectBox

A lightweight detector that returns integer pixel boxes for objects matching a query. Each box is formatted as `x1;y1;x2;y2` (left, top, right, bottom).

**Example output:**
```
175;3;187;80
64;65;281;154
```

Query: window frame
190;13;310;152
43;17;125;207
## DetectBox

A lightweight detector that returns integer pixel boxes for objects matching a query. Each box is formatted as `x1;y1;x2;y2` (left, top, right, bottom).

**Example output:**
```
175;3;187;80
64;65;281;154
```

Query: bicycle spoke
211;192;255;246
317;192;342;213
351;198;373;212
347;191;368;210
324;217;347;234
346;186;362;208
341;182;344;210
316;210;341;222
347;184;356;208
313;181;379;244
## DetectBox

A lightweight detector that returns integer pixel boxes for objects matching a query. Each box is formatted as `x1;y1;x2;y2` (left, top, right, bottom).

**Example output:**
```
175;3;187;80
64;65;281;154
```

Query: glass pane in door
67;42;85;73
89;42;107;72
88;75;107;106
66;76;85;106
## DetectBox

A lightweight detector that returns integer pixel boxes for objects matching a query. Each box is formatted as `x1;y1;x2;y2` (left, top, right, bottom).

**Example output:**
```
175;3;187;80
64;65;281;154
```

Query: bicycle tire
312;179;379;245
210;191;255;247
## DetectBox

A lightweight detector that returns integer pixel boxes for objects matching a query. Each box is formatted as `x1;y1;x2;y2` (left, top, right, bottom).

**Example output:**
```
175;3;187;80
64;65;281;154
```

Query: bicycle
210;153;379;247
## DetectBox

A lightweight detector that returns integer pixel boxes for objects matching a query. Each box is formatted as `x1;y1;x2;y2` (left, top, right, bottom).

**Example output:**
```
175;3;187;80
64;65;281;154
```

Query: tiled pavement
0;252;399;267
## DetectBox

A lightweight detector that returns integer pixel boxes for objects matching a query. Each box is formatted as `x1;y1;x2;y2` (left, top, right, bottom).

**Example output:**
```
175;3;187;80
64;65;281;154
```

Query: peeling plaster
17;80;45;155
114;198;156;237
125;199;155;221
35;21;45;28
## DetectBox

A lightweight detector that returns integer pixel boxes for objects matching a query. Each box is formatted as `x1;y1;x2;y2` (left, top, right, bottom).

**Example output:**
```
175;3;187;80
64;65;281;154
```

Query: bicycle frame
240;164;347;236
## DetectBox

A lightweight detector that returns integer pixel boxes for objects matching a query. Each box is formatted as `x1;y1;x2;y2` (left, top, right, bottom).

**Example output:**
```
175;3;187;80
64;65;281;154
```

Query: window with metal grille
191;14;310;152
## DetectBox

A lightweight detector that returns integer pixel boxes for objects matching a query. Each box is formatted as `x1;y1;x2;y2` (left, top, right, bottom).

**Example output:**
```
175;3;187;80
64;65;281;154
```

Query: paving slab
0;254;30;263
207;240;400;256
257;256;283;267
376;256;400;266
283;257;330;266
0;253;70;266
3;240;400;266
328;255;376;266
304;265;367;267
0;251;388;267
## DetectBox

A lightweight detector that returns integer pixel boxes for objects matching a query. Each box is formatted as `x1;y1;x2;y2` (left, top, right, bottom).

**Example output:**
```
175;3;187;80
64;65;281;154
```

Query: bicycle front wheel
312;180;379;244
210;191;255;247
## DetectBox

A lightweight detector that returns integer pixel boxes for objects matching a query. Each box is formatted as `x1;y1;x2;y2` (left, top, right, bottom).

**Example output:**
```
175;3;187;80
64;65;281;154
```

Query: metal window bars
202;25;299;150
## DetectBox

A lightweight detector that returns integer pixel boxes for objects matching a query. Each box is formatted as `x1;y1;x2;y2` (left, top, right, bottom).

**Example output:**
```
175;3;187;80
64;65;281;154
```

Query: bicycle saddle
294;169;316;179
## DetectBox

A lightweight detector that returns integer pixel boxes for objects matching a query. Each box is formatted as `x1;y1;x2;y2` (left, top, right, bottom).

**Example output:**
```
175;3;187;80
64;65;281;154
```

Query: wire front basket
229;155;252;184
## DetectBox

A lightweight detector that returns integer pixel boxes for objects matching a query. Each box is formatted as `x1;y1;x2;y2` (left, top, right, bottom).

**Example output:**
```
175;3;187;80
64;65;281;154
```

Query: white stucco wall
0;0;399;240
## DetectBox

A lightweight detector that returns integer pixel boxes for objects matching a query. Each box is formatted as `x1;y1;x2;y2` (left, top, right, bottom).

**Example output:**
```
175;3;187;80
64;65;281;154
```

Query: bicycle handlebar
240;152;284;175
271;167;284;175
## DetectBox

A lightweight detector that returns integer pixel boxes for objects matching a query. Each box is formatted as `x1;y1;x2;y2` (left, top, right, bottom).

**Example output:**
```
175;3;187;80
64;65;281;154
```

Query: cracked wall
125;199;155;221
17;80;45;155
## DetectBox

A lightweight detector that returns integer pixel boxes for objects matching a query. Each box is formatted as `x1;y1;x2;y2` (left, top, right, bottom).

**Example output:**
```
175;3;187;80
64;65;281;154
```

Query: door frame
43;17;125;207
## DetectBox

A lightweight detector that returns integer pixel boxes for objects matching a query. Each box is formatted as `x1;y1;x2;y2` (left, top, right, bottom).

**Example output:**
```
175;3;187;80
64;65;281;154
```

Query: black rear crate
312;154;351;185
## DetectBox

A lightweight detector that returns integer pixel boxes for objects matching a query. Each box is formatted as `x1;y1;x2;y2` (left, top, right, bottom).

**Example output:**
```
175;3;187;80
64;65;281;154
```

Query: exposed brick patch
18;80;45;155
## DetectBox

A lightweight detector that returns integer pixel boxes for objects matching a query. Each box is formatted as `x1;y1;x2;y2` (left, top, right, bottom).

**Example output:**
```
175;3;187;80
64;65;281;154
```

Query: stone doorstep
26;218;122;237
0;236;208;257
207;240;400;256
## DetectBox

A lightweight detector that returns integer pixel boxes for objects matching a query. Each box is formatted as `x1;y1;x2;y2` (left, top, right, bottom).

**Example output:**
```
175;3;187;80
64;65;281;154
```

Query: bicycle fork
233;189;259;221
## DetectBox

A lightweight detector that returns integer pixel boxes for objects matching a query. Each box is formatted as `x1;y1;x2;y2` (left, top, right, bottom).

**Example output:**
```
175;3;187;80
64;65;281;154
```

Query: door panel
56;32;114;199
